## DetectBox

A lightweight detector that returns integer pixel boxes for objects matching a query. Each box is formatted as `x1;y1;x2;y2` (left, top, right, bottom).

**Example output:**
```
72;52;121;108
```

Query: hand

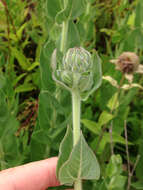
0;157;62;190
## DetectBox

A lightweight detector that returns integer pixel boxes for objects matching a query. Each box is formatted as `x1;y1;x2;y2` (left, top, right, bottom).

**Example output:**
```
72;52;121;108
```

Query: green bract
51;47;102;100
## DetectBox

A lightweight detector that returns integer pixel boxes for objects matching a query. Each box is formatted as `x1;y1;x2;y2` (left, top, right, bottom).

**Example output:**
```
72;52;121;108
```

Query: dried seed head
110;52;143;83
116;52;139;74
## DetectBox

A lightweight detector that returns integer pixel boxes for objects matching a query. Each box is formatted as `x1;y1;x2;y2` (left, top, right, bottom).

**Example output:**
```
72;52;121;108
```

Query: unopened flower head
63;47;92;72
51;47;102;100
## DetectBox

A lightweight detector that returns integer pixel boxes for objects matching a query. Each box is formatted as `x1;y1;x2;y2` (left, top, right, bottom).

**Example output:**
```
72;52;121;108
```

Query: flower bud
51;47;102;100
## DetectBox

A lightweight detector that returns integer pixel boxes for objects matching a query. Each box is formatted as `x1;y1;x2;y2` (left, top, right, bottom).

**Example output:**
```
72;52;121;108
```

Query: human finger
0;157;60;190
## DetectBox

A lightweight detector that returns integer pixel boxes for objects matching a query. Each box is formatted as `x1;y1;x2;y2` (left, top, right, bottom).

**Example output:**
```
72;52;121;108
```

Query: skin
0;157;72;190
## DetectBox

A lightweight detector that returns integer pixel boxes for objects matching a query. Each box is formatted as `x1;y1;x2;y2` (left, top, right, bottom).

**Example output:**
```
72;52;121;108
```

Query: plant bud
116;52;139;74
51;47;102;100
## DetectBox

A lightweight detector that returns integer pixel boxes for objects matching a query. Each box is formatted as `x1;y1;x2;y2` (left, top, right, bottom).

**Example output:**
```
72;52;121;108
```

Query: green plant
1;0;143;189
51;47;102;190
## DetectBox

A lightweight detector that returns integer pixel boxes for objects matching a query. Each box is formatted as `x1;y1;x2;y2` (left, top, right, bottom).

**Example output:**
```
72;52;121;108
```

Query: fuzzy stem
72;91;82;190
72;91;81;146
60;20;68;53
74;180;82;190
60;0;68;53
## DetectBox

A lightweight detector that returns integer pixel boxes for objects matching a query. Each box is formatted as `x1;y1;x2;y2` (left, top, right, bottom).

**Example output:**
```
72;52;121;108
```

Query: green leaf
0;90;9;125
106;154;122;178
98;111;114;127
124;28;143;51
17;23;27;40
38;90;65;130
12;73;27;86
56;125;73;178
10;47;31;70
40;40;55;91
27;62;39;71
0;74;6;90
46;0;61;19
89;52;102;96
40;90;65;115
57;21;80;52
81;52;102;101
105;155;127;190
66;21;80;49
135;0;143;27
136;135;143;180
83;119;133;153
107;92;119;111
32;130;51;145
127;12;135;27
82;111;114;135
85;0;96;3
108;175;127;190
69;0;85;19
98;181;108;190
81;119;100;134
111;132;132;145
131;181;143;189
30;123;50;161
0;114;20;168
59;132;100;185
15;83;36;93
56;0;85;24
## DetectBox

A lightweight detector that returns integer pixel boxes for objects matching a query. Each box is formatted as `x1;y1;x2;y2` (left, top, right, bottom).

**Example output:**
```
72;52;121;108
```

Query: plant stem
109;121;114;155
124;120;131;190
74;180;82;190
124;120;141;190
96;75;125;154
95;124;106;153
109;74;125;155
60;0;68;53
72;91;81;146
72;91;82;190
60;20;68;53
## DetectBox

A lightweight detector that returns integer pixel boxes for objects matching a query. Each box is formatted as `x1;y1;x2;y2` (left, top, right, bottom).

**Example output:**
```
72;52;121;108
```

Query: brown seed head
116;52;139;74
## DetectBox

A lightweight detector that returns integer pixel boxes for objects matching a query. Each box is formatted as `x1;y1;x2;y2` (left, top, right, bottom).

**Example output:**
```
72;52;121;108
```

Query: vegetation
0;0;143;189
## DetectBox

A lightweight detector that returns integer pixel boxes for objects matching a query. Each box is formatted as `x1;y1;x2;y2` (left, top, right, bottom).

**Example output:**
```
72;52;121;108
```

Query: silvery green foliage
51;47;102;100
56;126;100;185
